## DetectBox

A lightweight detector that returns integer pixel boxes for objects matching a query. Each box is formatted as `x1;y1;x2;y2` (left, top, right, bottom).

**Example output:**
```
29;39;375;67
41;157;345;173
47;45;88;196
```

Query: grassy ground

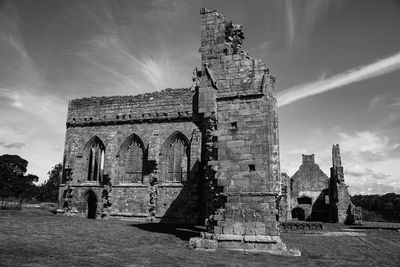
1;209;400;266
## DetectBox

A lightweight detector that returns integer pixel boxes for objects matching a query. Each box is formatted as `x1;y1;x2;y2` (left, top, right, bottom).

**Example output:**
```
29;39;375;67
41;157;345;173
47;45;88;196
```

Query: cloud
338;131;399;159
277;51;400;107
349;181;400;195
358;151;384;162
278;0;334;49
368;95;385;111
70;1;193;94
0;141;25;149
389;97;400;108
281;128;400;194
0;87;67;182
0;0;197;184
345;165;390;180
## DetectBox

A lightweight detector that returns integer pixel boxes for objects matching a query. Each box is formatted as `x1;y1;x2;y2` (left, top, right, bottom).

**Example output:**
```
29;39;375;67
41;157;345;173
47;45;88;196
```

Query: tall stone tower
329;144;351;223
192;8;294;254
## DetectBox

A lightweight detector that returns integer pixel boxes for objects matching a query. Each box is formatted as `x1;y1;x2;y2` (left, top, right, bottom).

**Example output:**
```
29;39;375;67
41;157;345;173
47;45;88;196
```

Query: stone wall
67;88;194;126
329;144;352;223
277;173;291;221
195;8;286;252
290;154;330;221
60;88;203;223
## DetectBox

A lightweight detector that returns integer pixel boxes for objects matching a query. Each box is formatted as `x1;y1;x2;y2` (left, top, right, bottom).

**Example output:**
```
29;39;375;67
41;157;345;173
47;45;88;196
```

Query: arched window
85;136;105;182
118;134;145;183
162;132;189;183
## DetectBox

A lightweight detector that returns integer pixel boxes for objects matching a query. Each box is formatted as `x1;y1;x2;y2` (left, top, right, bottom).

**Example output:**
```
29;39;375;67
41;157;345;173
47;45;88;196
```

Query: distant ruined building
278;145;361;224
59;7;359;254
59;8;301;254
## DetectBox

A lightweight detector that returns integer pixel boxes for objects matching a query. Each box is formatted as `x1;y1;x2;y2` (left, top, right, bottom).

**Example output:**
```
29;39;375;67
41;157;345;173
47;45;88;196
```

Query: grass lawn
1;208;400;266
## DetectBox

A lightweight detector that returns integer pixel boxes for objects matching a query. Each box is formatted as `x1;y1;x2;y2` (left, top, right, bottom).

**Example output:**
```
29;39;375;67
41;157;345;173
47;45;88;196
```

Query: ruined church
59;8;355;252
278;145;362;225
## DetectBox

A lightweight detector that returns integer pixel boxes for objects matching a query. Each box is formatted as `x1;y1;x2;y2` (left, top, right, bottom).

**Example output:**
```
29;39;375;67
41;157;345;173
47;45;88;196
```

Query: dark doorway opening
292;207;305;221
86;190;97;219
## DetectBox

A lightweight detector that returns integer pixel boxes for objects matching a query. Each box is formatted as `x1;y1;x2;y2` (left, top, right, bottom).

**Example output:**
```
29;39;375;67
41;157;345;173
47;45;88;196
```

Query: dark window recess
119;137;144;183
297;197;312;205
231;122;237;129
86;137;105;182
212;148;218;161
163;134;189;183
249;164;256;172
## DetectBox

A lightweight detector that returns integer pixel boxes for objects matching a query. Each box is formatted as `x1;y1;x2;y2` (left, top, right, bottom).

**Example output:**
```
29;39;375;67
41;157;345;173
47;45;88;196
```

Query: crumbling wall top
66;88;194;127
198;7;274;99
332;144;342;167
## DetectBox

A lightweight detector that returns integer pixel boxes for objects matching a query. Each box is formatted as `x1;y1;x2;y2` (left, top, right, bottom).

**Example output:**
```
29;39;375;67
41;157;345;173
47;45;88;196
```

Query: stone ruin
59;7;305;254
278;145;362;225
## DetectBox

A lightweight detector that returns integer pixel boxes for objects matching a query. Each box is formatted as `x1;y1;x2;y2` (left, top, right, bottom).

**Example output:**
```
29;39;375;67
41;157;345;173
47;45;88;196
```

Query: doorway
292;207;305;221
85;190;97;219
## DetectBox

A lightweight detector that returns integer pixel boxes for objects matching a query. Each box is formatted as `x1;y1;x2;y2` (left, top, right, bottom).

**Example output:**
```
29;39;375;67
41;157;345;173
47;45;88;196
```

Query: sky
0;0;399;195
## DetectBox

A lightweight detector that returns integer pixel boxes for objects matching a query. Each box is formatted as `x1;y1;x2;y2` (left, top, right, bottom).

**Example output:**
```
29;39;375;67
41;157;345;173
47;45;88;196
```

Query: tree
37;163;62;202
351;193;400;222
11;173;38;208
0;155;28;207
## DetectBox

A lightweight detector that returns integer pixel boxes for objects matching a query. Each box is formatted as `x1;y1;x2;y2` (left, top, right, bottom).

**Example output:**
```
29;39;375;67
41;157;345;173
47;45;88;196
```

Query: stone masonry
189;8;295;254
289;154;330;222
278;145;361;224
60;7;297;254
329;144;361;224
60;89;202;223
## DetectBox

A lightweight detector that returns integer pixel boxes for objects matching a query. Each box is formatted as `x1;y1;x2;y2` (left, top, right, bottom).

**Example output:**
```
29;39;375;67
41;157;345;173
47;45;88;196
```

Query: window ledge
80;181;100;186
114;183;148;187
158;182;185;187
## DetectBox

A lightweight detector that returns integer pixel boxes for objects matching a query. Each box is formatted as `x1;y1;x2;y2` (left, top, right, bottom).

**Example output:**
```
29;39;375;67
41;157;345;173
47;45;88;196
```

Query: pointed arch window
85;136;105;182
162;132;189;183
118;134;145;183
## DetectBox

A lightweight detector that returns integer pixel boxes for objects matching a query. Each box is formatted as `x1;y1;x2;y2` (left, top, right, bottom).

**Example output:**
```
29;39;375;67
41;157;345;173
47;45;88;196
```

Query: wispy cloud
0;141;25;149
389;97;400;108
277;51;400;107
278;0;334;49
368;95;385;111
345;165;390;180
